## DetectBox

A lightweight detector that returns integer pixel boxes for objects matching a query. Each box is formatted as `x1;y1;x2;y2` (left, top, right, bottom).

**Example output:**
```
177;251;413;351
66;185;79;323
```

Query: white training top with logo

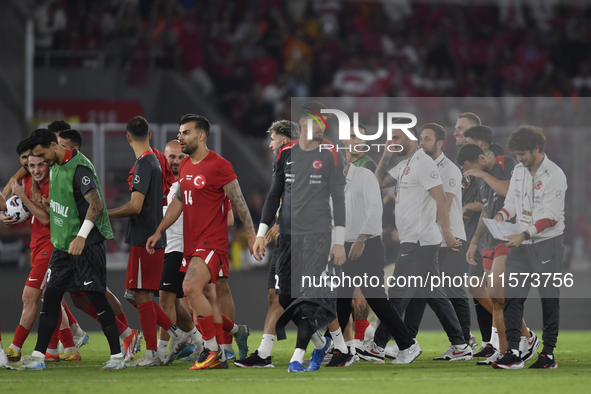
434;153;467;244
388;148;443;246
164;182;183;253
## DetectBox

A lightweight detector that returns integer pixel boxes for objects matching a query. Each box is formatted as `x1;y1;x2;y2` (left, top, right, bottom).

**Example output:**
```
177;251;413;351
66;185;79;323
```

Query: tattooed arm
223;179;258;259
69;188;103;255
375;141;399;189
466;209;488;265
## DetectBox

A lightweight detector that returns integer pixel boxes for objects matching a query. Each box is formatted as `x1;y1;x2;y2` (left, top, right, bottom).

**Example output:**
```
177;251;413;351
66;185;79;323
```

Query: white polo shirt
434;153;467;243
388;148;442;246
344;165;383;242
164;181;184;254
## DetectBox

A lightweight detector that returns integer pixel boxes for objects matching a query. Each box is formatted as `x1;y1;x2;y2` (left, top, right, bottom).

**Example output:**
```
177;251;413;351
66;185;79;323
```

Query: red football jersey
178;151;237;258
24;176;52;254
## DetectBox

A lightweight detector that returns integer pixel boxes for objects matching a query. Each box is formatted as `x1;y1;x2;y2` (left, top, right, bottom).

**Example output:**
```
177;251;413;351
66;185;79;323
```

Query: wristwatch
522;231;531;241
357;235;367;243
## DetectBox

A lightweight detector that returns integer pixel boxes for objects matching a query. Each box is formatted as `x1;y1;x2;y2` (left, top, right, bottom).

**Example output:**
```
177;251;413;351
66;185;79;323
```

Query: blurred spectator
35;0;67;49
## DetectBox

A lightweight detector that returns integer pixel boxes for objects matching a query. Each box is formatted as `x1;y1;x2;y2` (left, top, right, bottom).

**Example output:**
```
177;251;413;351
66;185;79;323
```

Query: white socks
345;340;356;355
9;344;21;353
310;331;326;350
330;328;347;353
120;327;132;340
257;334;276;359
168;325;182;340
71;324;84;338
490;327;500;349
111;352;124;360
290;348;306;364
32;350;44;359
229;324;239;335
188;327;203;345
204;337;218;351
157;339;168;358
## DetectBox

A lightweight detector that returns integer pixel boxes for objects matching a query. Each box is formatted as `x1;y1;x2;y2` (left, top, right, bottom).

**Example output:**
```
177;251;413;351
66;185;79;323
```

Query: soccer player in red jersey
1;150;80;362
146;114;259;370
109;117;186;367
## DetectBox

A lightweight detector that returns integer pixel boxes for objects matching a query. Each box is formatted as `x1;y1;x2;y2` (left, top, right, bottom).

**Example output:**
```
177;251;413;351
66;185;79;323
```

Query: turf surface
1;330;589;394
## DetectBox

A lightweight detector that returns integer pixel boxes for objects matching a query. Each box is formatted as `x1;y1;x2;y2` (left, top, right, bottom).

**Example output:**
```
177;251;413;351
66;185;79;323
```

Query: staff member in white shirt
491;126;566;370
402;123;472;361
332;162;420;366
373;126;471;360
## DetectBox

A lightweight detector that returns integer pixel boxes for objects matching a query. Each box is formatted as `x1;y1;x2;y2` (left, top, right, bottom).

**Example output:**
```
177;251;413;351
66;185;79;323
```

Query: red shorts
125;246;165;291
70;291;87;297
482;243;510;271
26;245;52;289
181;249;229;284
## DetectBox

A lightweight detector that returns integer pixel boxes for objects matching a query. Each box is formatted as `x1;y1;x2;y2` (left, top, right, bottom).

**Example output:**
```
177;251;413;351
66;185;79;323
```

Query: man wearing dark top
108;117;184;367
342;122;377;346
254;102;347;373
458;144;538;365
235;120;296;369
454;114;493;356
7;129;123;371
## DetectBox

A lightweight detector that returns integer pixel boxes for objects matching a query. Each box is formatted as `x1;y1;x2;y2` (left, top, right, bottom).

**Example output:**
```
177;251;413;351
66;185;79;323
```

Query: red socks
221;314;234;332
63;302;78;327
83;304;99;320
151;300;173;331
137;302;158;350
59;328;76;349
196;315;216;341
220;315;234;345
12;325;30;349
354;319;370;340
117;311;130;328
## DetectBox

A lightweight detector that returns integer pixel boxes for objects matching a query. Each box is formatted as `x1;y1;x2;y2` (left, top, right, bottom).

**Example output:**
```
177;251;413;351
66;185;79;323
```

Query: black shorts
46;241;107;294
291;232;333;299
274;234;292;295
159;251;186;298
267;246;279;290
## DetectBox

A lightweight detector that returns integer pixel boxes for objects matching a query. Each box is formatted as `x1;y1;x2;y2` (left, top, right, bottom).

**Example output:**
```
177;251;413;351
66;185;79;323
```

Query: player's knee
182;279;200;298
267;289;278;307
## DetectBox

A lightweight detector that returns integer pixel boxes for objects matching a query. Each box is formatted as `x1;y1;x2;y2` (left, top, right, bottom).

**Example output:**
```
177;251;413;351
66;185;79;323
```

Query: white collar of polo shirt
345;164;356;191
433;152;446;167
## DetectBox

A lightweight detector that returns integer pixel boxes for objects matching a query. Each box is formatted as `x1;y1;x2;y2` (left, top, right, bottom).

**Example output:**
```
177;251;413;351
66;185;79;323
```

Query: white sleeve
418;157;443;191
359;170;383;235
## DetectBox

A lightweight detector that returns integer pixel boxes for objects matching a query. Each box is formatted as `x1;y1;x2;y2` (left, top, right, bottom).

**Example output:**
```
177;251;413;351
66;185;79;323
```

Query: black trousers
404;242;471;343
374;242;465;348
504;235;563;353
336;238;413;350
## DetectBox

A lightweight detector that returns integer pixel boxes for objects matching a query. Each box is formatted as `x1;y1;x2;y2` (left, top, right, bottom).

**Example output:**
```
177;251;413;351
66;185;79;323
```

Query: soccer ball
5;195;31;223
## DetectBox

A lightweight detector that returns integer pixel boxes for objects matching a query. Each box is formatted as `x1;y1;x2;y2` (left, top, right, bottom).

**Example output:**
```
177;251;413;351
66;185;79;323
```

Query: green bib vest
49;151;113;251
352;154;375;168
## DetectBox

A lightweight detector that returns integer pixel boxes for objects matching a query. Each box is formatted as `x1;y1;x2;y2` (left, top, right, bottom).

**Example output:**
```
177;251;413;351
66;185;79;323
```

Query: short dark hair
16;138;31;155
126;116;149;140
350;121;367;134
29;128;58;150
59;129;83;149
507;125;546;153
422;123;446;143
457;143;485;165
47;120;71;133
179;114;210;138
300;101;327;120
457;112;482;127
463;125;494;147
267;120;298;139
391;117;418;137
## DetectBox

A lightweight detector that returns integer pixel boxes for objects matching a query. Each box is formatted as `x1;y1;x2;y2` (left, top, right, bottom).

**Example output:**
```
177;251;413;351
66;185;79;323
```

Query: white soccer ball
5;195;31;223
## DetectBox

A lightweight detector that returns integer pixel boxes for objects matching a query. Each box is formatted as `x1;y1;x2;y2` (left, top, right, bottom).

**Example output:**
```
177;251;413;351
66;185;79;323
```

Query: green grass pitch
1;331;590;394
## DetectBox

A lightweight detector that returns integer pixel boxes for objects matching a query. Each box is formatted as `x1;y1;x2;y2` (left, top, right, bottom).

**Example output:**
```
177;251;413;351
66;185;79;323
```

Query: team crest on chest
194;174;206;189
313;160;323;170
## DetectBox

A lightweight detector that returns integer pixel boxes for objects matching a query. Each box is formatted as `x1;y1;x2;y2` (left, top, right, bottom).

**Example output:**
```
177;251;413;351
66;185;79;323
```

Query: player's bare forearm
19;193;50;227
472;209;489;245
223;179;256;236
0;193;6;212
483;174;510;197
429;185;450;231
83;188;103;224
107;191;145;218
157;197;183;233
464;202;483;212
